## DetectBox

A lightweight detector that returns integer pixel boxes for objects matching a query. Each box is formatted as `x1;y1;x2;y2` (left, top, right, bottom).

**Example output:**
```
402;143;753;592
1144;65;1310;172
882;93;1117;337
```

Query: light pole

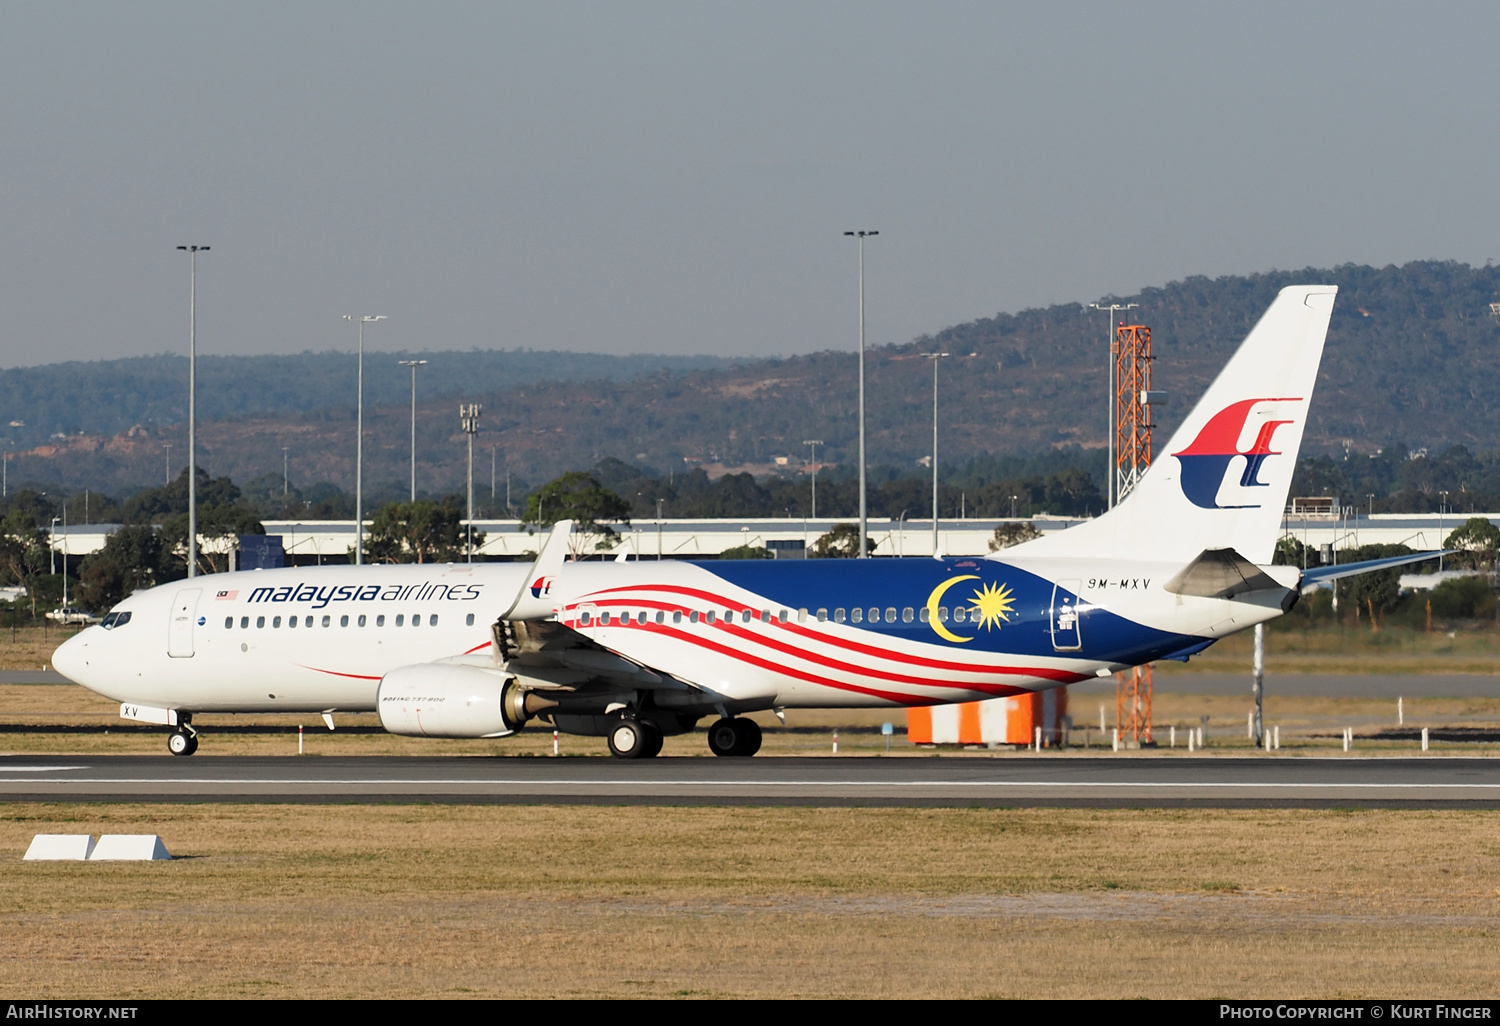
1089;301;1137;509
921;352;949;555
2;449;8;498
802;440;823;519
50;517;58;576
163;443;172;487
343;315;386;565
281;447;290;497
1434;489;1446;570
398;359;428;502
460;403;482;562
844;230;878;557
177;245;208;576
1011;494;1018;519
656;498;664;561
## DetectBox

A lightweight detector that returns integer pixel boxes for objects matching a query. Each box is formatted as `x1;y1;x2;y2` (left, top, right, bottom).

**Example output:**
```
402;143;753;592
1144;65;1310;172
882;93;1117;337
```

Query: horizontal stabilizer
1300;551;1448;585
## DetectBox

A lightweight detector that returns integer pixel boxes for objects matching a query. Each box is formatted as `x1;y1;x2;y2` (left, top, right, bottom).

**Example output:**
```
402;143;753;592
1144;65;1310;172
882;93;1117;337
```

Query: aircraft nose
51;631;89;684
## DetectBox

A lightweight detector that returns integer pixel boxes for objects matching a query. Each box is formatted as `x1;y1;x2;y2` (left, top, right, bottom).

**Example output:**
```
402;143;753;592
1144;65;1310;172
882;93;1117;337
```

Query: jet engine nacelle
376;663;555;738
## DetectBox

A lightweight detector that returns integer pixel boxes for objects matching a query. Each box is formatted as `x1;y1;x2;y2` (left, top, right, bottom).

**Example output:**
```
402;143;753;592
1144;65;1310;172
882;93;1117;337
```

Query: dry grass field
1158;623;1500;675
0;624;80;672
3;804;1500;998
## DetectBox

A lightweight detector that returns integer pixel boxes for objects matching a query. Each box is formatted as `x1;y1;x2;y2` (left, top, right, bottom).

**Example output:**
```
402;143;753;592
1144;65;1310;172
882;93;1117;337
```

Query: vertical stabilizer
1005;285;1336;565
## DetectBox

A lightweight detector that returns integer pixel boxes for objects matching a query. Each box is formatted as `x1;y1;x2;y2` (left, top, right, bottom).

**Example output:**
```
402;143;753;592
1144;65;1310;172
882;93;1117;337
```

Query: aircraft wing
493;617;694;692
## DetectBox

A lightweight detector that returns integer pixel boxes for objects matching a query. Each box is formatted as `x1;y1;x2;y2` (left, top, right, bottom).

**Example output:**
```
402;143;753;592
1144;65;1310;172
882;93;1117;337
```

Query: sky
2;2;1498;367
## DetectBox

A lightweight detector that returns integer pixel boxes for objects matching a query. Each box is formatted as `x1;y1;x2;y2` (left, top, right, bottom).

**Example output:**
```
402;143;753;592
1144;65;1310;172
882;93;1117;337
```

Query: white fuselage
52;555;1293;718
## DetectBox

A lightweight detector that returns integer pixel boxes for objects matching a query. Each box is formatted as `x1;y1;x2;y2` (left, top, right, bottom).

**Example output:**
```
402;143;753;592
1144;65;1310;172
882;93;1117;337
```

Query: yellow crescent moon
926;574;979;643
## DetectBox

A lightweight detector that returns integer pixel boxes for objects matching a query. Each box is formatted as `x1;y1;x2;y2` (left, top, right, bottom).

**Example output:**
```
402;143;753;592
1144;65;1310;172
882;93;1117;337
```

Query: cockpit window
100;611;132;629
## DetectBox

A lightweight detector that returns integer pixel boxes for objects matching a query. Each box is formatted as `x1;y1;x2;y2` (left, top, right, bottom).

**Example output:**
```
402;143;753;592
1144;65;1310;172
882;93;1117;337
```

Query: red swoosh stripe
575;582;1085;683
301;665;383;681
570;599;1052;696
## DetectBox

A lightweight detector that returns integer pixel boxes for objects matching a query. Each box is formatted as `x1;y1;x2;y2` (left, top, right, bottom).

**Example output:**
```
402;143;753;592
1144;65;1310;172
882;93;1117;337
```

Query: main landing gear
607;717;664;760
707;716;762;757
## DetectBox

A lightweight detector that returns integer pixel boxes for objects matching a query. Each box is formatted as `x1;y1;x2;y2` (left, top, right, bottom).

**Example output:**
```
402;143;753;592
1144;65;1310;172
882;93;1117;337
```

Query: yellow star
968;581;1015;631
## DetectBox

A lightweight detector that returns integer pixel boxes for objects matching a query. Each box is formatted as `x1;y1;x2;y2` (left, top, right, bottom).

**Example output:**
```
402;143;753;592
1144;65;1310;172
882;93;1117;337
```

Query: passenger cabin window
240;616;249;629
429;614;438;627
224;617;233;629
465;613;475;627
850;608;862;623
340;615;349;627
273;616;282;628
919;608;930;623
689;611;699;623
902;607;914;623
816;608;828;622
304;616;313;628
741;610;752;624
834;609;846;623
322;615;331;627
256;616;265;628
359;614;367;627
395;615;404;627
579;611;592;626
886;608;897;623
288;616;297;629
376;615;385;627
760;610;770;623
672;611;682;624
704;611;715;624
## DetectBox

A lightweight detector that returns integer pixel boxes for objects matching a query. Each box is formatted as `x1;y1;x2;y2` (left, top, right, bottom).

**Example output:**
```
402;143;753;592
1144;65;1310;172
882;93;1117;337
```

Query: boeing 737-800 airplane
52;285;1434;758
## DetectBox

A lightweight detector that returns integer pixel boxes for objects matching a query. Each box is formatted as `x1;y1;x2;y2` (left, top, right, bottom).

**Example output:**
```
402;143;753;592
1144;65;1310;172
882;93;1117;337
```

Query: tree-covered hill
7;260;1498;497
0;349;731;449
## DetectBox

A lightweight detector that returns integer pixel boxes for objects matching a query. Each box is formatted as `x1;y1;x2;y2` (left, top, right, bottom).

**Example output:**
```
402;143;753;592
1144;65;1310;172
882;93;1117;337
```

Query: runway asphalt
4;754;1500;807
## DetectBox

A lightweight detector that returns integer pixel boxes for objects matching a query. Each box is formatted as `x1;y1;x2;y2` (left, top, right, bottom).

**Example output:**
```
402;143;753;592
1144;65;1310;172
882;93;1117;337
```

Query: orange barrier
907;688;1068;747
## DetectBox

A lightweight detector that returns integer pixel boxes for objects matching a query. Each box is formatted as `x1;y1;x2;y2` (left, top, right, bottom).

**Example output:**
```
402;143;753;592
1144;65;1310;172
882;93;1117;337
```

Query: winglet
499;520;573;620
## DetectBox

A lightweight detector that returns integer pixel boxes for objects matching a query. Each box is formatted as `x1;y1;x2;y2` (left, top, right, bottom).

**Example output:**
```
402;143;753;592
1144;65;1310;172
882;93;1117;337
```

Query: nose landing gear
167;717;199;756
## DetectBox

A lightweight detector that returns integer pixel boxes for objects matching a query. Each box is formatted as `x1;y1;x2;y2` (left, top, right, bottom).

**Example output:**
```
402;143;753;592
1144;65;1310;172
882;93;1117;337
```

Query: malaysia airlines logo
1172;397;1302;509
530;576;555;599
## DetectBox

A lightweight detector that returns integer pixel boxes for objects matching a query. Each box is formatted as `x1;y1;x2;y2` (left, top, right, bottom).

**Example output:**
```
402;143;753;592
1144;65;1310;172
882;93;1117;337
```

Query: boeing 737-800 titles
52;285;1435;757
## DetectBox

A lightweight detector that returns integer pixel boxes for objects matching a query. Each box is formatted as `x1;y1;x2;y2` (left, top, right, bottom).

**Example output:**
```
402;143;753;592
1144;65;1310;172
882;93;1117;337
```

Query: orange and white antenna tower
1114;323;1161;745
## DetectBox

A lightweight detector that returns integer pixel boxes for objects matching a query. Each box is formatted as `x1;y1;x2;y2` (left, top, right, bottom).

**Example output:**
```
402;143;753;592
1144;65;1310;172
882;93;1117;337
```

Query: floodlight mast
460;404;482;562
921;353;950;555
343;315;386;565
176;245;208;577
399;360;428;502
843;230;878;557
1089;301;1137;509
802;440;823;519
